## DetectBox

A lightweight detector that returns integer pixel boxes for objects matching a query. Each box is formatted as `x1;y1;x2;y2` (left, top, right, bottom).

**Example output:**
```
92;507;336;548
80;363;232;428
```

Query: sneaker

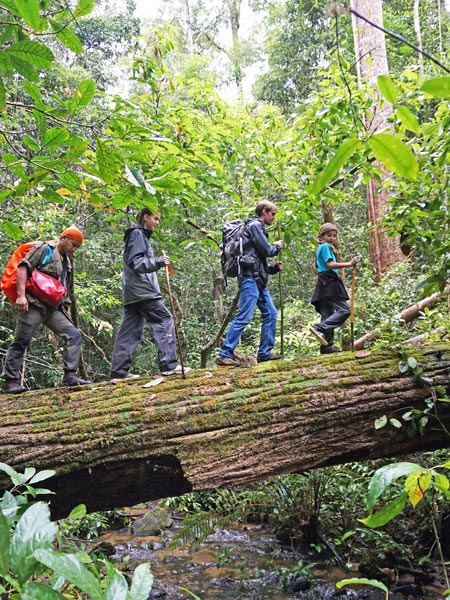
110;373;141;384
256;354;285;363
160;365;191;376
4;379;28;394
216;354;241;367
62;372;92;386
309;325;329;346
320;346;342;354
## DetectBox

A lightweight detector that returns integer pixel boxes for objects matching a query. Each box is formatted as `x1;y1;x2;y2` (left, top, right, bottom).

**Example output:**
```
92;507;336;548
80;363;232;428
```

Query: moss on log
1;343;449;517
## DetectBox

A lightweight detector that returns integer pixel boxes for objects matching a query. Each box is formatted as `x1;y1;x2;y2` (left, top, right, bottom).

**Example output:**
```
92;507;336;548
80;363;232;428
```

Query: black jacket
311;270;349;312
240;216;281;287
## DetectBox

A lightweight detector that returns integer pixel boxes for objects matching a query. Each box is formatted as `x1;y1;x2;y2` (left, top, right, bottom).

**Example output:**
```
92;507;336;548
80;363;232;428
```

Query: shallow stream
97;511;445;600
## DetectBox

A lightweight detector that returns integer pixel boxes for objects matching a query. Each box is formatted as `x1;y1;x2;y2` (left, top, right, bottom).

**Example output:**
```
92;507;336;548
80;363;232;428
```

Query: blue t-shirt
316;243;338;274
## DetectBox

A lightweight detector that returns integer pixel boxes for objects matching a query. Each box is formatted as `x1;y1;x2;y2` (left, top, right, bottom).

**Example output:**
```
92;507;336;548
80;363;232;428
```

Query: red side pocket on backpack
26;270;67;308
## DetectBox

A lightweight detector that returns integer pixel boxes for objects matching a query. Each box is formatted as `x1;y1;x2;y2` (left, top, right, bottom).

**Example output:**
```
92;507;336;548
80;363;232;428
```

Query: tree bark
350;0;405;278
1;343;449;518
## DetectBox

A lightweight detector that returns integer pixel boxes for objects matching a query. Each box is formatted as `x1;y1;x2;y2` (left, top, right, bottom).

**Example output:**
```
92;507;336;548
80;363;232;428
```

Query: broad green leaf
0;462;20;481
96;139;122;184
105;572;128;600
374;415;387;430
73;0;95;17
14;0;46;31
310;138;361;194
378;75;398;104
38;189;65;204
359;492;407;528
34;550;103;600
8;56;38;81
22;582;67;599
11;503;57;584
7;40;54;69
23;134;40;152
28;470;55;485
0;221;23;240
396;106;420;135
67;504;87;521
0;513;10;577
50;20;83;54
367;462;422;511
421;76;450;98
68;79;96;113
43;128;70;150
336;578;388;594
367;133;418;181
0;77;5;111
129;563;154;600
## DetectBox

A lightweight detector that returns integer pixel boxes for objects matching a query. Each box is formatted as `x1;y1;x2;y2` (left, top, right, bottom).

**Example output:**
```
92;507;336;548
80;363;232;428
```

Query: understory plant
0;462;153;599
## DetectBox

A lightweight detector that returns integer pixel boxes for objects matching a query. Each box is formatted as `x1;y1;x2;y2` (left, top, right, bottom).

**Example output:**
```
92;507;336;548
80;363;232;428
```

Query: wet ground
97;512;446;600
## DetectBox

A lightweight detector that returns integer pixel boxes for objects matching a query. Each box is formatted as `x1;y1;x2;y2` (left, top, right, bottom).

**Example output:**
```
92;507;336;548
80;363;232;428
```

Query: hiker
310;222;359;354
216;200;284;367
110;208;190;381
1;225;92;394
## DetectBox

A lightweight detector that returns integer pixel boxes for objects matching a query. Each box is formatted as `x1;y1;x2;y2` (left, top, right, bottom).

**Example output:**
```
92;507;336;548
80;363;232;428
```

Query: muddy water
98;517;444;600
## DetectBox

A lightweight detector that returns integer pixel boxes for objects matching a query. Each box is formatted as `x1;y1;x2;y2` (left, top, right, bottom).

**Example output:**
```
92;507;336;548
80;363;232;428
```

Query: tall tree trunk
413;0;423;73
1;343;449;517
350;0;404;281
226;0;243;94
183;0;195;54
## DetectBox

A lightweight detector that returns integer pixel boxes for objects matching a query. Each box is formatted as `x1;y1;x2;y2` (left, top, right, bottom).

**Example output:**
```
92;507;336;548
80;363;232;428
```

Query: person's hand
14;294;28;313
275;240;284;249
350;255;359;266
277;261;284;271
162;255;171;266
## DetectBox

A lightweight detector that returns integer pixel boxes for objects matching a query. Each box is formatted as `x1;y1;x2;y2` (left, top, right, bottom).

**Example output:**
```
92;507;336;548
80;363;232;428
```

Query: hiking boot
216;354;241;367
110;373;141;384
160;365;191;376
62;372;92;386
309;325;329;346
4;379;28;394
320;346;342;354
257;353;285;363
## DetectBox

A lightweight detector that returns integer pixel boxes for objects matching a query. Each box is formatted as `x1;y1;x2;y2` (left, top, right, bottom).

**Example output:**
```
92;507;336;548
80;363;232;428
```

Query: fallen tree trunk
1;343;449;518
354;287;448;350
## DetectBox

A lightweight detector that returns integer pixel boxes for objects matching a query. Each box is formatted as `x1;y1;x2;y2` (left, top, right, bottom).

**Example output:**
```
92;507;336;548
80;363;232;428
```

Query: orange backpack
1;242;43;303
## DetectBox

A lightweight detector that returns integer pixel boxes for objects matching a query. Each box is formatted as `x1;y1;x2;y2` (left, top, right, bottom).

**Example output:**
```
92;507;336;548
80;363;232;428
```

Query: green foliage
0;462;153;598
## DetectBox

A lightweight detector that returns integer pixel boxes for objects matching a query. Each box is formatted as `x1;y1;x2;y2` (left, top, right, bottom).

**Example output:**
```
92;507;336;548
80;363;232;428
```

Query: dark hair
255;200;277;216
136;208;159;226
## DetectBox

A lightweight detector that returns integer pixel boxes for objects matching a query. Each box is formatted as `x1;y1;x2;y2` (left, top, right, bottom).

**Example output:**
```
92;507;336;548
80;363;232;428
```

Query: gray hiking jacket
122;226;166;305
241;216;281;287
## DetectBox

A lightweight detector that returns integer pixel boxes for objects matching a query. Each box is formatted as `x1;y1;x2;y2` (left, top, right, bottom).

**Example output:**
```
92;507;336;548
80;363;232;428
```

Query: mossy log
1;343;450;518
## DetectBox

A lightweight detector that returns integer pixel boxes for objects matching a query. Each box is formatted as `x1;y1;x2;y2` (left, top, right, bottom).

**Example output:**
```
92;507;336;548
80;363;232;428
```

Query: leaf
142;377;164;388
396;106;420;135
105;572;128;600
66;504;87;521
43;128;70;150
310;138;361;194
68;79;96;113
367;133;418;181
11;503;58;584
374;415;387;430
50;20;83;54
407;357;418;369
0;513;11;577
367;462;422;512
336;578;388;594
96;139;122;184
28;470;55;485
73;0;95;17
421;76;450;98
378;75;398;104
359;493;407;528
33;550;103;600
405;470;431;507
7;40;54;69
22;582;67;599
129;563;154;600
14;0;46;31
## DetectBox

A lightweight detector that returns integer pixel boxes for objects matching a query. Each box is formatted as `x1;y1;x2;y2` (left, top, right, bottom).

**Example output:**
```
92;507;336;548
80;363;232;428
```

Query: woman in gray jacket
110;208;189;381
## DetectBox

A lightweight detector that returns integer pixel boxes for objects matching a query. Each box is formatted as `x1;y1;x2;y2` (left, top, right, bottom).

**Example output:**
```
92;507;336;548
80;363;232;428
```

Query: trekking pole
350;264;357;352
277;222;284;355
163;252;187;379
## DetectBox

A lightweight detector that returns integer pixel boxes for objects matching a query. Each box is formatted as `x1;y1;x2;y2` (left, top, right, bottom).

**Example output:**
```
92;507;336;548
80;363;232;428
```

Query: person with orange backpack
1;225;92;394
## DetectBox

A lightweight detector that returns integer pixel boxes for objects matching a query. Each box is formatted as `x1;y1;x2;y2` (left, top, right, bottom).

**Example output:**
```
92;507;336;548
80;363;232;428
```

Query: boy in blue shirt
310;223;359;354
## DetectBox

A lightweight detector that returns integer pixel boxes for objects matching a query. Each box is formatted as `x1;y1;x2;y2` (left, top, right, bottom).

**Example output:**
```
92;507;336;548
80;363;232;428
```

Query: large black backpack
220;219;248;278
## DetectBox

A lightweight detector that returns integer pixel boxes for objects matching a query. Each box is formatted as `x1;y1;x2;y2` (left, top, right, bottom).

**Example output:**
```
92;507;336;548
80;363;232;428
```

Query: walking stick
163;252;187;379
350;264;356;352
277;222;284;355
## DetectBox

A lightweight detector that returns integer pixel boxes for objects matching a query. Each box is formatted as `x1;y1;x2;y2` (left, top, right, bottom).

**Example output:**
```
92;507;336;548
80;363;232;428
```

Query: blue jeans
219;277;277;359
315;297;350;346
